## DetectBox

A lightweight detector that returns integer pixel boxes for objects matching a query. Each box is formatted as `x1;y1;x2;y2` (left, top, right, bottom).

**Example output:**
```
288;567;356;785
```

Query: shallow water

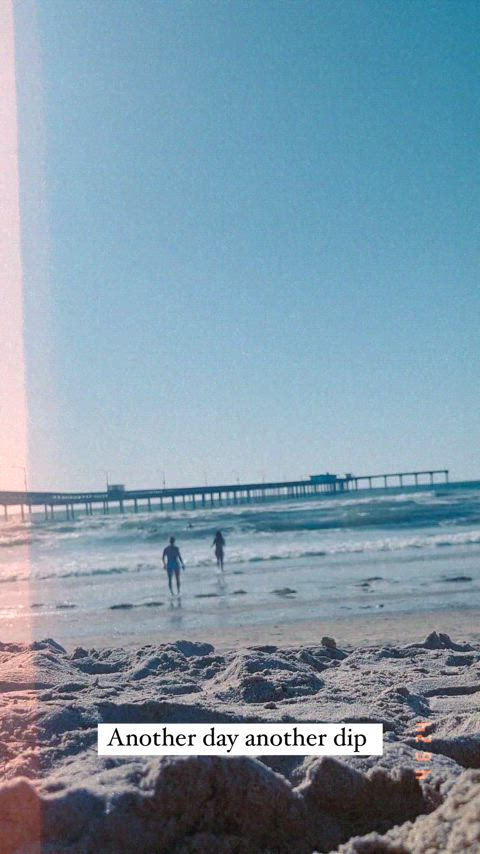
0;487;479;642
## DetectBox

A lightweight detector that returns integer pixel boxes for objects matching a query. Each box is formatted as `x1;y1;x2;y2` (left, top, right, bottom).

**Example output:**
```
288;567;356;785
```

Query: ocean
1;486;479;645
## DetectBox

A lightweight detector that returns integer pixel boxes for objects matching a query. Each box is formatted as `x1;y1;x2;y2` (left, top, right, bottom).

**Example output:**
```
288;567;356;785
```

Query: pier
0;469;451;521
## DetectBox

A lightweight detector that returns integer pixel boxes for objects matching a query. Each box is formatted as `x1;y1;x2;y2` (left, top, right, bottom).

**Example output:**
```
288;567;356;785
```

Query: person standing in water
212;530;226;572
162;536;185;596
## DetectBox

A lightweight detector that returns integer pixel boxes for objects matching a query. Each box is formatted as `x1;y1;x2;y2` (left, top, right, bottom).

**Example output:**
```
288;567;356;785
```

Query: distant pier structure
0;468;451;521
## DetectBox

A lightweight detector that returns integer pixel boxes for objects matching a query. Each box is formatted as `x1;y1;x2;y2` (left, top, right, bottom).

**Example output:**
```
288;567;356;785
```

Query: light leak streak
0;6;43;849
0;0;28;489
0;5;41;840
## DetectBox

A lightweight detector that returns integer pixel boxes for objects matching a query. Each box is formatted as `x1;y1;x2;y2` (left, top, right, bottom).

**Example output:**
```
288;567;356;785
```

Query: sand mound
336;769;480;853
0;757;430;854
0;632;479;851
299;758;427;846
411;712;480;770
211;648;327;703
408;631;474;652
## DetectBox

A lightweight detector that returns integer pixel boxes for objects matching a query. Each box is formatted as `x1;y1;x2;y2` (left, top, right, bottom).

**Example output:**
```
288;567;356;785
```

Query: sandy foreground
0;615;479;853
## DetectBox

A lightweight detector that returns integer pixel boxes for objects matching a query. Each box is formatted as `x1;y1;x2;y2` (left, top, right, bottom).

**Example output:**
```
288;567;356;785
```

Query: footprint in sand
195;593;219;599
272;588;297;597
109;603;134;610
56;603;77;609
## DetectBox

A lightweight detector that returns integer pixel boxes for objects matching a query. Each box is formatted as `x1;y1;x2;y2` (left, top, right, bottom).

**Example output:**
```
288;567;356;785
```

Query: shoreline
62;606;480;652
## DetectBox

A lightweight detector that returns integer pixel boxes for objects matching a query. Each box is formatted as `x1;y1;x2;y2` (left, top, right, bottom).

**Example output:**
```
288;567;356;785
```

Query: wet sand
77;607;480;653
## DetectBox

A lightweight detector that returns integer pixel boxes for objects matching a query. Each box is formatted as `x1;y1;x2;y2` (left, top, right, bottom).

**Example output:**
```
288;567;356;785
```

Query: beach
4;0;480;846
1;488;480;649
1;489;480;851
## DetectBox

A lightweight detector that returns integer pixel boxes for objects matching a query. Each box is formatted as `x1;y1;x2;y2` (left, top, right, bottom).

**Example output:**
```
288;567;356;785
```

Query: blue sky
15;0;480;490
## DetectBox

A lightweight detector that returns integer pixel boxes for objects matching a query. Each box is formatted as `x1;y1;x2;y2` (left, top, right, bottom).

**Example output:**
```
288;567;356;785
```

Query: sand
0;619;479;852
86;607;480;652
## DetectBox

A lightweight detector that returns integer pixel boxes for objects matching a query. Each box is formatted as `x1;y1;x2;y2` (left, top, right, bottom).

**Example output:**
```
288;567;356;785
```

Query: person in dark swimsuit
162;536;185;595
212;530;225;572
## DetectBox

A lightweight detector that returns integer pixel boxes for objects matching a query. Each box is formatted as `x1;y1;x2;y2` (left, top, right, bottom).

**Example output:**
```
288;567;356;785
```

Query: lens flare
0;1;41;846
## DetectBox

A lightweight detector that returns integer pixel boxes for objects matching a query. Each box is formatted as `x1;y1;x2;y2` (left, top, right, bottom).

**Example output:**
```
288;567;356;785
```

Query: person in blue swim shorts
162;536;185;596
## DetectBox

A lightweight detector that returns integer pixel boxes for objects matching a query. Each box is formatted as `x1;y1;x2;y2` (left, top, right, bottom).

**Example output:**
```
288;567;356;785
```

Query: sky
7;0;480;491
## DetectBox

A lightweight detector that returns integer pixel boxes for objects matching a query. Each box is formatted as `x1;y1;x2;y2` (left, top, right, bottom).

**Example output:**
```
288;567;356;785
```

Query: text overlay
98;723;383;756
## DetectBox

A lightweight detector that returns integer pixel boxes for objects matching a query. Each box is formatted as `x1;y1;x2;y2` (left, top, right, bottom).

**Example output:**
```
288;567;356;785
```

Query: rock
272;588;297;596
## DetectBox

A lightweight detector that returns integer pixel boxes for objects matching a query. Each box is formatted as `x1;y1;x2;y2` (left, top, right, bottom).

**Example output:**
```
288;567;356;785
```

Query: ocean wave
248;549;327;563
1;487;479;547
1;489;480;577
0;536;33;548
39;566;133;581
220;529;480;565
60;566;133;579
109;494;480;541
12;525;480;583
61;501;480;548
